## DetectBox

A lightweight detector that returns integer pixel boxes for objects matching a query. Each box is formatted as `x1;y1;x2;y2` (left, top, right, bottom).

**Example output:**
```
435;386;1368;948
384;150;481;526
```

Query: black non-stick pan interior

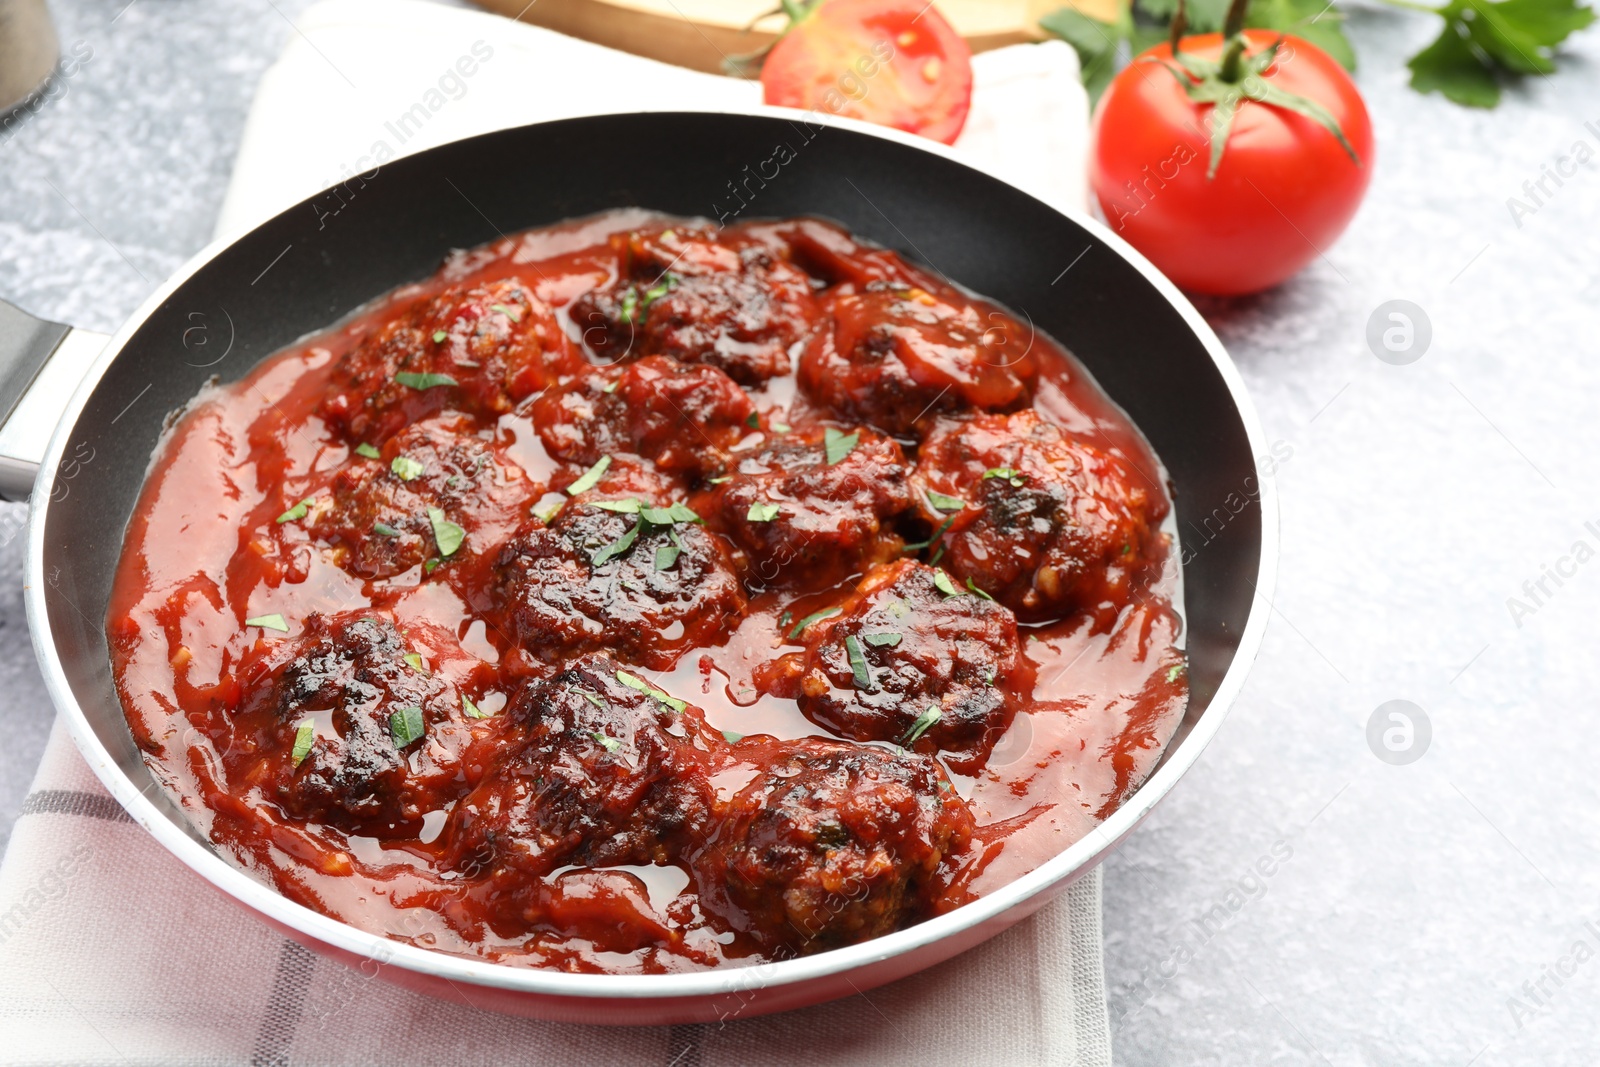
37;112;1262;839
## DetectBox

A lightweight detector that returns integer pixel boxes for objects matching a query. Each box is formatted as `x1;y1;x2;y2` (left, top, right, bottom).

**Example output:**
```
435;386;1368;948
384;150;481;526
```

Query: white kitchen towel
0;3;1109;1064
213;0;1090;239
0;720;1112;1066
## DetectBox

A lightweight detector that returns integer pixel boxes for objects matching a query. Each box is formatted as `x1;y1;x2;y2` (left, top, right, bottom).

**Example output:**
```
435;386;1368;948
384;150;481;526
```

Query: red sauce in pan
107;210;1187;973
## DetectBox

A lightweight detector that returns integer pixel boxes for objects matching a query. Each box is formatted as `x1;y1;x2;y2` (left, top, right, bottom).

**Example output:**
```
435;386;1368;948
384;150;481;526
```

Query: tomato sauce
107;210;1187;973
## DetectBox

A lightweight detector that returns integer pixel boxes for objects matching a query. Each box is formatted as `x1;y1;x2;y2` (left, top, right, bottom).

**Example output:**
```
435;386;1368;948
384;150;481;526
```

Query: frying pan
0;110;1276;1024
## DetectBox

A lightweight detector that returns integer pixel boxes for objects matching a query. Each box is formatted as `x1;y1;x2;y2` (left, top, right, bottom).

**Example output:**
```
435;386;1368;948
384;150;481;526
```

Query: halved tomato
760;0;973;145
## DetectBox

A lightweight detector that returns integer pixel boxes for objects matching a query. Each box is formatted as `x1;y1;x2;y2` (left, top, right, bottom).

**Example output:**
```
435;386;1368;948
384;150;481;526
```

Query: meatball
305;419;535;580
322;277;580;444
755;561;1026;772
799;280;1038;436
697;738;973;955
231;612;491;836
493;499;747;671
692;426;915;591
530;356;755;479
914;410;1167;625
569;225;820;385
441;655;719;883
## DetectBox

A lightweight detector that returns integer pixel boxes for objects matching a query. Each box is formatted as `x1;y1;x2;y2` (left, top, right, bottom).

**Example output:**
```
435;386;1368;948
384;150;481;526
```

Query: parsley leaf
489;302;522;322
427;507;465;557
824;427;860;465
747;501;781;522
590;515;642;566
566;455;611;496
745;411;761;430
844;635;875;691
721;729;745;744
432;330;448;343
246;613;289;632
864;632;902;648
291;720;315;766
403;652;426;672
1166;662;1188;683
983;466;1027;487
389;705;425;748
276;497;314;524
592;731;622;753
902;704;942;747
615;669;687;712
462;694;491;719
590;498;642;514
373;522;400;537
925;490;966;513
394;371;458;390
355;443;381;459
966;577;996;601
391;455;425;481
788;606;840;639
932;570;963;598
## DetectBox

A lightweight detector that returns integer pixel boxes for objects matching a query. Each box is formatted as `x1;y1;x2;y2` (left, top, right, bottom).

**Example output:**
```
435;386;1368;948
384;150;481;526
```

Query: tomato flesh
761;0;973;146
1090;32;1374;296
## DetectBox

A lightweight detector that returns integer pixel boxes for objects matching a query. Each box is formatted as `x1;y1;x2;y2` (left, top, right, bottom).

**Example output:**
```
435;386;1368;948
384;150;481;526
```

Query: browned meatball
755;561;1028;773
692;426;914;591
321;277;581;445
569;225;820;385
914;410;1167;626
231;612;493;837
696;738;974;955
493;500;747;671
442;655;719;880
304;419;535;580
799;279;1039;437
530;356;756;479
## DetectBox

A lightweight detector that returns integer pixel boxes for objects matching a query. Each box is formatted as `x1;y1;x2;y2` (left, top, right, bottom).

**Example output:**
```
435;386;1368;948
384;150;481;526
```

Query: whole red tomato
1091;32;1373;296
761;0;973;145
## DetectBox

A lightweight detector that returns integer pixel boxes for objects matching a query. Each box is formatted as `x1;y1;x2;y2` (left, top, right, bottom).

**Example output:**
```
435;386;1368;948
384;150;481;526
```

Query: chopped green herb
462;695;490;719
577;688;605;709
246;613;289;632
1121;543;1133;556
489;302;522;322
789;607;840;639
566;455;612;496
721;729;744;744
427;506;465;557
424;557;443;574
747;501;781;523
1166;662;1187;684
590;498;642;514
925;490;966;513
355;443;382;459
886;599;911;619
394;371;458;390
932;570;962;598
619;287;640;324
592;731;622;753
391;455;425;481
707;475;732;485
601;379;619;394
982;466;1026;487
372;522;400;538
779;611;793;627
745;411;761;430
389;705;425;747
773;422;792;434
902;704;942;746
641;502;702;526
590;516;642;566
275;497;315;524
291;720;315;766
655;540;681;570
824;427;860;465
639;273;677;315
844;635;875;691
535;501;563;523
615;670;687;712
431;330;447;343
864;632;902;648
403;652;426;672
966;577;995;602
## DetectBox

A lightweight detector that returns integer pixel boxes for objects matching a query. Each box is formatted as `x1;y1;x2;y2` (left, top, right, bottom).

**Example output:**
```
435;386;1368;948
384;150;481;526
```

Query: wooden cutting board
471;0;1112;75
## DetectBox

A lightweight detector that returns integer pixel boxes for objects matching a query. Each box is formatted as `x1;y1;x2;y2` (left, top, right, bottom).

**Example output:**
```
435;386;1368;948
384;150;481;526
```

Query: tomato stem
1168;0;1189;55
1218;0;1251;81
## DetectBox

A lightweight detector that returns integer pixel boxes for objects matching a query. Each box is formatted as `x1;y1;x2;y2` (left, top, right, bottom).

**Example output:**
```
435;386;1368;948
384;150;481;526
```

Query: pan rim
24;104;1280;1003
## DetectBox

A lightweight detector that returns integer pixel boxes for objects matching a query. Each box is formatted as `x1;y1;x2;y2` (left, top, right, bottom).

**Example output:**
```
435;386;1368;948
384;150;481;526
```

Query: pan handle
0;298;108;501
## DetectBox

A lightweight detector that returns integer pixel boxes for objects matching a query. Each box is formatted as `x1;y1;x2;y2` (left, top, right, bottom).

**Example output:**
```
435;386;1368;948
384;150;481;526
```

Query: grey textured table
4;2;1599;1063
